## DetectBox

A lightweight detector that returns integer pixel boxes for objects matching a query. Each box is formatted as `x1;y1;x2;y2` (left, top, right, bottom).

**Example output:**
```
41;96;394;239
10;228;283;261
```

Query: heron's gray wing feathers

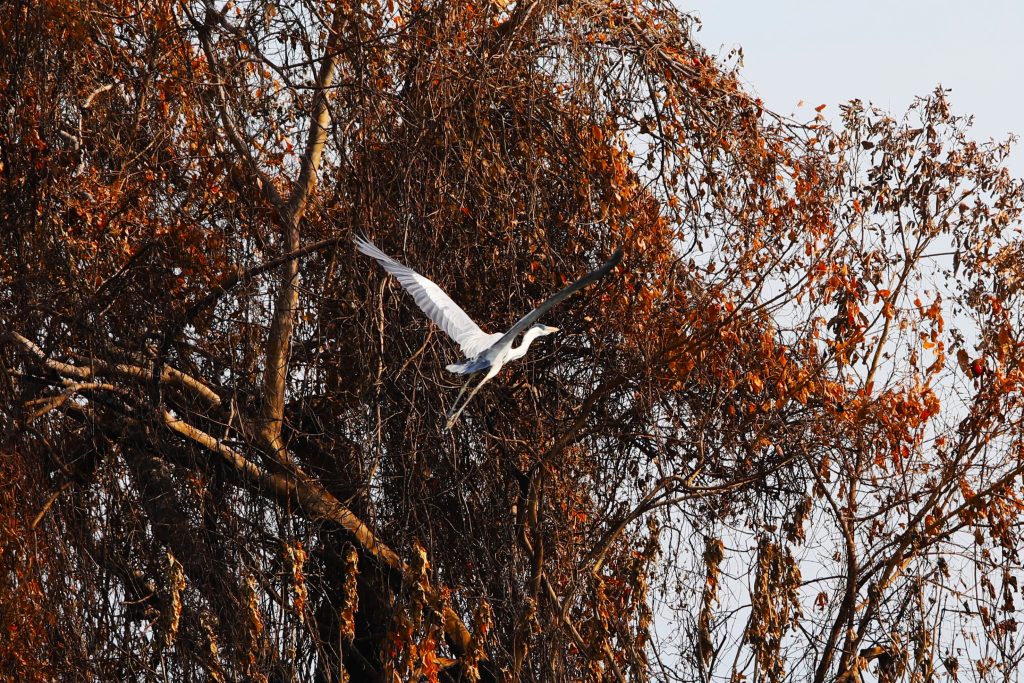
496;247;623;348
355;236;500;359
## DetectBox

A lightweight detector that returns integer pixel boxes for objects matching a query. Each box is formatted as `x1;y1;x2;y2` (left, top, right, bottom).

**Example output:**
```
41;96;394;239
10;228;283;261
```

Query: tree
2;0;1023;681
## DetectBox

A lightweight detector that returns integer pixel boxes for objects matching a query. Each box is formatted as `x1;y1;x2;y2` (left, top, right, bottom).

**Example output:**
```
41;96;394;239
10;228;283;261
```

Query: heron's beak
546;326;560;334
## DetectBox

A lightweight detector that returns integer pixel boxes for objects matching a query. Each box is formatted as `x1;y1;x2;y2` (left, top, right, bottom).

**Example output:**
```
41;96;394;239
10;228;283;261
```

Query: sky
684;1;1024;176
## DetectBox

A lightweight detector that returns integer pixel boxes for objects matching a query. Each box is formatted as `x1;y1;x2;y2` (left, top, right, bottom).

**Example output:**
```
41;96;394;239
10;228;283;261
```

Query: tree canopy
3;1;1024;681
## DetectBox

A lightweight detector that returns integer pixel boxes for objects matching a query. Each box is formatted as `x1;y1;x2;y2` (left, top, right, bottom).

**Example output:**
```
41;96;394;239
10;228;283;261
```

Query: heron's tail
447;356;490;374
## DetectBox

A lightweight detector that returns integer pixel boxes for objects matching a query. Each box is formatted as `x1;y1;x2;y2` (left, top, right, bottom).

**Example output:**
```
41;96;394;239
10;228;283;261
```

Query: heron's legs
444;373;478;429
445;368;498;429
448;373;476;416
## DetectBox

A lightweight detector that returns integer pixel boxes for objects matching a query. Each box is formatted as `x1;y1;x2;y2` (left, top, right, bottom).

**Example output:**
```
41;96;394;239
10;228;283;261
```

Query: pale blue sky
686;1;1023;175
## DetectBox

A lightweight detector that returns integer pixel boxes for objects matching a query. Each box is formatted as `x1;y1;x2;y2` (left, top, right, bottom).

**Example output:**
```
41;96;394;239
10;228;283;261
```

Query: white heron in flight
354;235;622;428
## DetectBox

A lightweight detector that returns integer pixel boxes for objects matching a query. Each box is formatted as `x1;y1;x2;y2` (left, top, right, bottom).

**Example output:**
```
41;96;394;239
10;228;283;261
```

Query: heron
354;235;622;428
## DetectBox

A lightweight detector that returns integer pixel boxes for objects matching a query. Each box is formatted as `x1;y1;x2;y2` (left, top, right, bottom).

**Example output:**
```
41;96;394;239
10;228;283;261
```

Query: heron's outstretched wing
496;247;623;348
355;235;501;359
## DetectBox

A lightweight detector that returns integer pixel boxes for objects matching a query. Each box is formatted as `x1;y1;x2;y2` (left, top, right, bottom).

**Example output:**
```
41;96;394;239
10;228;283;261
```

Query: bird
354;235;622;428
956;349;987;379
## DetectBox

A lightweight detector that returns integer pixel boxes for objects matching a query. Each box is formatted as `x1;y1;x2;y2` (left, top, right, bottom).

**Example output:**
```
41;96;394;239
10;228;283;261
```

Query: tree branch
258;7;345;458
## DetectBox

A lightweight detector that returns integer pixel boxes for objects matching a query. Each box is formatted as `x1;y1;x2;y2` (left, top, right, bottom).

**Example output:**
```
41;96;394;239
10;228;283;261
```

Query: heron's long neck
507;327;547;362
